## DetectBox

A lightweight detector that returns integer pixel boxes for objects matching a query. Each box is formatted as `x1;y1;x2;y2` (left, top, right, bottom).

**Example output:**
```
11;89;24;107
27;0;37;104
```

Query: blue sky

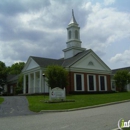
0;0;130;69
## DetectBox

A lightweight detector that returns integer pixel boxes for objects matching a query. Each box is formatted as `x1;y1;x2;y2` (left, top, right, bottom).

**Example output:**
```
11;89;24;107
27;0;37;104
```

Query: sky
0;0;130;69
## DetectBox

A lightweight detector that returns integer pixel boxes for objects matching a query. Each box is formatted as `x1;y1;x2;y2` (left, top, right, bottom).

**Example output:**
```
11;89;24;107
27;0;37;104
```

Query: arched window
88;61;94;66
69;31;71;39
75;30;78;39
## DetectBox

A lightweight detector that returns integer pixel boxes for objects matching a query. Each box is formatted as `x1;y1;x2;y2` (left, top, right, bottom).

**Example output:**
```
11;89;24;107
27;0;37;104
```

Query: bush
45;65;68;89
114;70;130;91
15;74;23;94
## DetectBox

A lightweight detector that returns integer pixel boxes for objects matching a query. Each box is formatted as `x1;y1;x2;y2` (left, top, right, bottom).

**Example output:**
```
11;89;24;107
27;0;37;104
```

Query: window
76;75;82;90
74;74;84;91
69;30;71;39
88;61;94;66
111;80;116;91
75;30;78;39
99;76;107;91
87;75;96;91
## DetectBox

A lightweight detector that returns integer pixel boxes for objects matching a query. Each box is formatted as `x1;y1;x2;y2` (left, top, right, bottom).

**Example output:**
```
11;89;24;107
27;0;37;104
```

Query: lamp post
42;73;45;100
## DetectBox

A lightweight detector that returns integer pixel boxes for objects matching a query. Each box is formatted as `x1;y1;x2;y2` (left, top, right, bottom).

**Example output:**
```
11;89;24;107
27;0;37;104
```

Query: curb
40;99;130;113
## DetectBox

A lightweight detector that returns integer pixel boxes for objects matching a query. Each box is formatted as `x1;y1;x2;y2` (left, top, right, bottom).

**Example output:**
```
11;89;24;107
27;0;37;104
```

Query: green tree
0;61;7;86
7;62;25;74
15;74;23;94
45;65;68;89
0;61;7;93
114;70;130;91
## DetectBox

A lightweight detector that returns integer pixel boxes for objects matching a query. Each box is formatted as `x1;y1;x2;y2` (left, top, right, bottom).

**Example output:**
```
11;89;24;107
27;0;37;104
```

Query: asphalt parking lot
0;96;36;117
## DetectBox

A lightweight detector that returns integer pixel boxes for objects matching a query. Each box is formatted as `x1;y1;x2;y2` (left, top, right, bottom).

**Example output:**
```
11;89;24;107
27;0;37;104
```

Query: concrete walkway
0;96;36;117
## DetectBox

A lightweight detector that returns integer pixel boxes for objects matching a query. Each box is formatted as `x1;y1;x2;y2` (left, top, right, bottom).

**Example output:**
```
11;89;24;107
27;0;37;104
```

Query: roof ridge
31;56;59;60
62;49;91;67
112;66;130;70
68;49;91;67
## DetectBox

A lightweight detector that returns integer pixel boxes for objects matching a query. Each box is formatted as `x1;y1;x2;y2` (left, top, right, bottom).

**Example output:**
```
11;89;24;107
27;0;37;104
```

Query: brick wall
66;71;112;94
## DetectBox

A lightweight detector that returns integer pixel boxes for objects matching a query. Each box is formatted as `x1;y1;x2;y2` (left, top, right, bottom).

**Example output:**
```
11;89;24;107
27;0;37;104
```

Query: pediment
22;57;39;72
71;52;111;71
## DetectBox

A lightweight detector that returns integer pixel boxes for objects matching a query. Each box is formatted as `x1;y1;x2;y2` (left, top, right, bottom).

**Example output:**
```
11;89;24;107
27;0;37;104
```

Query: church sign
49;87;66;100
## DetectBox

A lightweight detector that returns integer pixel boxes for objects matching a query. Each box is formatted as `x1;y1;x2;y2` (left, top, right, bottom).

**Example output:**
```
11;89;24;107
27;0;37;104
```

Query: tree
0;61;7;93
114;70;130;91
0;61;7;86
45;65;68;89
15;74;23;94
7;62;25;75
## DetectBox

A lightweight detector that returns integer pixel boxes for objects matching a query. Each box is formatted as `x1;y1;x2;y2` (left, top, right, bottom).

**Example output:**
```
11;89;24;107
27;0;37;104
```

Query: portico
23;70;43;94
22;56;50;94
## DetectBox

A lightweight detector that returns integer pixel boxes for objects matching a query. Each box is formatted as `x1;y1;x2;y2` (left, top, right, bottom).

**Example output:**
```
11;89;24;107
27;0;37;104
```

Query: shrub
45;65;68;89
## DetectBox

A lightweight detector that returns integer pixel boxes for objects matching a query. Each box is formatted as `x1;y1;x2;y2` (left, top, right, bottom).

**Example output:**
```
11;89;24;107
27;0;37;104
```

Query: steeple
63;10;86;59
69;9;78;25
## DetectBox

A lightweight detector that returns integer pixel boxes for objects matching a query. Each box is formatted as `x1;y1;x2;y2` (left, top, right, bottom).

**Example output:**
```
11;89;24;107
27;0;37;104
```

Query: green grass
0;97;4;104
27;92;130;112
123;128;130;130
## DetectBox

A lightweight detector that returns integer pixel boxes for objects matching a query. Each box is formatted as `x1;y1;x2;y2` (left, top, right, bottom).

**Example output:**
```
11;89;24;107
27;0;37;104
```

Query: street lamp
42;73;45;100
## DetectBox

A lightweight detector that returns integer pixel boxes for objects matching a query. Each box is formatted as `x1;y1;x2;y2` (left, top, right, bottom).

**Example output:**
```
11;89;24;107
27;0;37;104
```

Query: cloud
104;0;116;6
0;0;50;16
81;1;130;57
0;0;130;68
110;49;130;65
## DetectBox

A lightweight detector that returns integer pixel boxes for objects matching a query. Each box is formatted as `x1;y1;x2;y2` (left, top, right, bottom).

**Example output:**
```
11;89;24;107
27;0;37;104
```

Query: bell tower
63;10;86;59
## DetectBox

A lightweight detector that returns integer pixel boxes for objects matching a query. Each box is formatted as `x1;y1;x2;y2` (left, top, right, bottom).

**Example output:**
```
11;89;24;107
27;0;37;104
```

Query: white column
30;74;33;93
43;76;45;93
30;74;32;93
28;74;31;94
34;72;36;93
39;71;42;93
23;75;26;94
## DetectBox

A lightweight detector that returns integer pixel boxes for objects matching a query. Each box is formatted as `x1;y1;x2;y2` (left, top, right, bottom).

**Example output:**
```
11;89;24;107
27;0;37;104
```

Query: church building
22;10;112;94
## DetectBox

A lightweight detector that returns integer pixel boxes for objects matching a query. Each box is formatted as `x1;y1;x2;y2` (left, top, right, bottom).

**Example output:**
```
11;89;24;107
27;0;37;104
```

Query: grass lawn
27;92;130;112
123;128;130;130
0;97;4;104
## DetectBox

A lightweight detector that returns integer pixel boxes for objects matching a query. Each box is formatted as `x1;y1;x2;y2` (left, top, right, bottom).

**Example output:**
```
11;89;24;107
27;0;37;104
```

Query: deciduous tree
0;61;7;84
15;74;23;94
7;62;25;74
45;65;68;89
114;70;130;91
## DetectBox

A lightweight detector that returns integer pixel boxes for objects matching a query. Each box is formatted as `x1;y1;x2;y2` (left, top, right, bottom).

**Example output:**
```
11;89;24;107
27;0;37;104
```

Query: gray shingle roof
112;67;130;74
62;49;91;67
7;75;19;83
31;49;91;68
7;75;16;81
31;56;64;68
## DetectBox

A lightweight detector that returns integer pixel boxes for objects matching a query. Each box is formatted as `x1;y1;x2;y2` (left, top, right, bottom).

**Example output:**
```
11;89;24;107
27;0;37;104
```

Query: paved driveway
0;101;130;130
0;96;36;117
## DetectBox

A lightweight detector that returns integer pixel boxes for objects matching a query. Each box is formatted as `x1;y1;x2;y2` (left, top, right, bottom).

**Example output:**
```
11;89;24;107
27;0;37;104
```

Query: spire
69;9;78;25
63;10;86;59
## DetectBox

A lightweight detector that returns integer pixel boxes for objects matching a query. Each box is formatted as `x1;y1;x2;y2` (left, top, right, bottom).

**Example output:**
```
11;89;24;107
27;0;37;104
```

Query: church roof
7;74;19;83
30;56;64;68
62;49;91;67
31;49;91;68
112;67;130;74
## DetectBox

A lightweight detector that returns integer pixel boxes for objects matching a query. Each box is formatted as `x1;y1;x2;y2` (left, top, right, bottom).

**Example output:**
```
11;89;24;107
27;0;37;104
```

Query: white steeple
63;10;86;59
69;9;78;25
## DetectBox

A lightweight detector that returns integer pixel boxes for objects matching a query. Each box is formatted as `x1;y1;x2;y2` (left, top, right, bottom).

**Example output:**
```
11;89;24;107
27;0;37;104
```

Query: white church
22;10;113;94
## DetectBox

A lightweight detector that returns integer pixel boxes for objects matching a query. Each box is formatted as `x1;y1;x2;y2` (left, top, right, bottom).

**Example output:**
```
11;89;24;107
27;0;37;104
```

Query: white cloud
104;0;116;6
81;1;130;56
110;49;130;65
0;0;130;69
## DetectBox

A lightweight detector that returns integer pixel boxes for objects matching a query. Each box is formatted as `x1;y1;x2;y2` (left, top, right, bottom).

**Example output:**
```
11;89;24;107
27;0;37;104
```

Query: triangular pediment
22;57;39;72
71;51;111;71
